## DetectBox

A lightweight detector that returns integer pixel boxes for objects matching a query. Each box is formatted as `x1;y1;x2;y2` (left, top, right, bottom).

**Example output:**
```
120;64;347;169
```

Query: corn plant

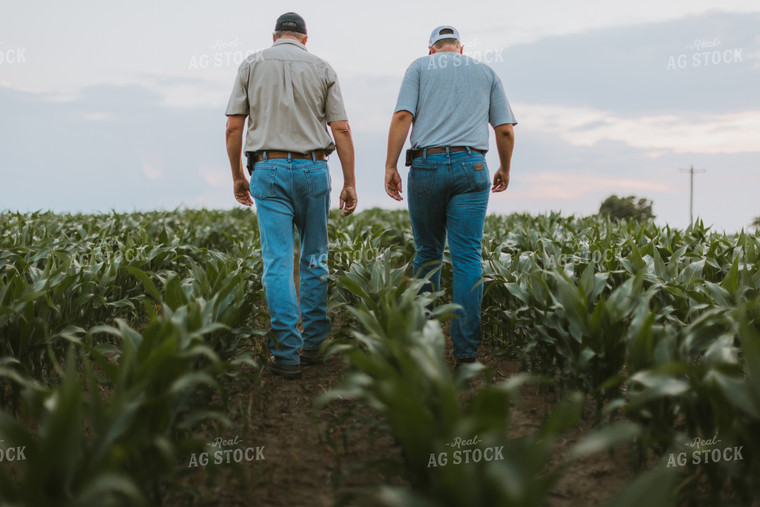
0;349;148;506
321;256;648;506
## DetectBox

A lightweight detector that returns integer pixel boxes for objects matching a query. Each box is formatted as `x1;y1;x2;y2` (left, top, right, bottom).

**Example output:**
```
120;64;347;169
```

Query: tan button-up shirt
225;38;347;155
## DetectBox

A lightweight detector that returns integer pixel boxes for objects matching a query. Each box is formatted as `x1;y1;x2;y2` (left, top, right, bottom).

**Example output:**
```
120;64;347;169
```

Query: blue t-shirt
394;52;517;151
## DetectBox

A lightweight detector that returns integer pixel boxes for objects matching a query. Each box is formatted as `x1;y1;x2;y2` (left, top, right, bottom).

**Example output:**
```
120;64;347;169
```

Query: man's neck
276;35;305;45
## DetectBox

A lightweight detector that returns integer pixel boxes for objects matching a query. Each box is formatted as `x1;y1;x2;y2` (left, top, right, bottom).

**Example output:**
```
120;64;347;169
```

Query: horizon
3;205;752;237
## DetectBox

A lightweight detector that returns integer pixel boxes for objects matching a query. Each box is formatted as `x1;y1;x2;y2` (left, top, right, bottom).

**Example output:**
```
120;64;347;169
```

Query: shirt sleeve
488;73;517;127
324;66;348;123
225;63;250;116
394;61;420;116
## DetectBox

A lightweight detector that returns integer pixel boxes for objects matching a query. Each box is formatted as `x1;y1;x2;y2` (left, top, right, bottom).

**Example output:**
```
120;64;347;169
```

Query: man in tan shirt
225;12;357;379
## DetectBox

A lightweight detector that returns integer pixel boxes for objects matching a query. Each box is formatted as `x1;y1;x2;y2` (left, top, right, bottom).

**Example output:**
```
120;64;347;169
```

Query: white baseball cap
429;25;461;46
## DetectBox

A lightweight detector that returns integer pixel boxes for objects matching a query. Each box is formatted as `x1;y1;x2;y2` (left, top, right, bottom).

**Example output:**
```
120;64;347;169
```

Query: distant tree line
598;195;655;222
597;194;759;233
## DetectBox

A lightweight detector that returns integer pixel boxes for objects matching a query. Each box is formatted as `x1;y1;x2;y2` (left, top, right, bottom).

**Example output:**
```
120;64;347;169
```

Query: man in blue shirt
384;25;517;367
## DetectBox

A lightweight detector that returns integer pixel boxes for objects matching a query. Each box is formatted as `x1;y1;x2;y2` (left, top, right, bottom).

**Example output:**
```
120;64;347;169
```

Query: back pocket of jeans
409;164;438;196
462;161;489;192
250;165;277;199
305;165;330;197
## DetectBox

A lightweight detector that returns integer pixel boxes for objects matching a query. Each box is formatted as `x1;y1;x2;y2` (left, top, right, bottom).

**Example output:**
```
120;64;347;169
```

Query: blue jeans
407;150;490;360
250;157;331;365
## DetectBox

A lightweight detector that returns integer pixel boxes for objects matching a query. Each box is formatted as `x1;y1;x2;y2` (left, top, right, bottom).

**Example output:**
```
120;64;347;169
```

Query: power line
679;165;706;226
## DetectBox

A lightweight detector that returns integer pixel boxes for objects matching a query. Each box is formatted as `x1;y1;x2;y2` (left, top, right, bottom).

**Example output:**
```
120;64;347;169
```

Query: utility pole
679;165;706;226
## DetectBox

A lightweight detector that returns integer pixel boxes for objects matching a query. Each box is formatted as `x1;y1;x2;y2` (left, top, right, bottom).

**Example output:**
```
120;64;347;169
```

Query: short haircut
433;37;461;50
274;30;306;42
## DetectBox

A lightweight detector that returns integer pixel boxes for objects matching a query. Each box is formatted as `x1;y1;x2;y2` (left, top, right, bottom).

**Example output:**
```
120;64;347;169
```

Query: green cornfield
1;207;759;506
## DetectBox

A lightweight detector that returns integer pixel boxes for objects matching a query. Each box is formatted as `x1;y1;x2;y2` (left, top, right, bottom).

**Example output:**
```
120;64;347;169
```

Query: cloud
0;85;227;212
199;165;225;187
511;171;673;200
141;157;163;180
518;104;760;154
80;112;114;121
494;11;760;115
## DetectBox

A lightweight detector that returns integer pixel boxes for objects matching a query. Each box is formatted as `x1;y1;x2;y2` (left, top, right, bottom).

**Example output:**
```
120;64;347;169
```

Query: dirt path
166;332;634;506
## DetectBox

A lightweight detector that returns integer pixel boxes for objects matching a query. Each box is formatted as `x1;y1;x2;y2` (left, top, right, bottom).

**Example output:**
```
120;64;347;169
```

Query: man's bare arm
329;120;357;216
384;110;413;201
226;115;253;206
492;123;515;193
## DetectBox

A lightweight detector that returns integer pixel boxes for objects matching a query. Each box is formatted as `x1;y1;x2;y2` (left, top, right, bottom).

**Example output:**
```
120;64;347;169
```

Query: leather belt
251;150;327;164
410;146;486;159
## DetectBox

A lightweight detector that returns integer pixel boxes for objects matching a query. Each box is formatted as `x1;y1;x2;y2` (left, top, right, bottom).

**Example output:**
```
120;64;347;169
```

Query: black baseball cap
275;12;307;34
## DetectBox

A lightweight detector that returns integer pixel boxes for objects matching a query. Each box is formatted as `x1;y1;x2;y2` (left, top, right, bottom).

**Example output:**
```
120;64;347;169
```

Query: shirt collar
272;38;307;51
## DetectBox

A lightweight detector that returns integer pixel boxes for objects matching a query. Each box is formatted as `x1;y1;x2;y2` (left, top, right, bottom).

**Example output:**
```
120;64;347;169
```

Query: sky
1;0;759;232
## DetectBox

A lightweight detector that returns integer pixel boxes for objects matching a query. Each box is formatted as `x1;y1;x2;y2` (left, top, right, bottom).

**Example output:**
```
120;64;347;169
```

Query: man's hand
339;185;357;216
384;111;413;199
226;115;251;206
385;167;403;201
492;167;510;193
492;123;514;193
234;177;253;206
329;120;357;217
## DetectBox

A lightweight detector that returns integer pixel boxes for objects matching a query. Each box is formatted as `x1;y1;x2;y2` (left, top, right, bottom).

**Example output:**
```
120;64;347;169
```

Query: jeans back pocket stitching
253;166;277;199
411;165;437;195
462;162;488;192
